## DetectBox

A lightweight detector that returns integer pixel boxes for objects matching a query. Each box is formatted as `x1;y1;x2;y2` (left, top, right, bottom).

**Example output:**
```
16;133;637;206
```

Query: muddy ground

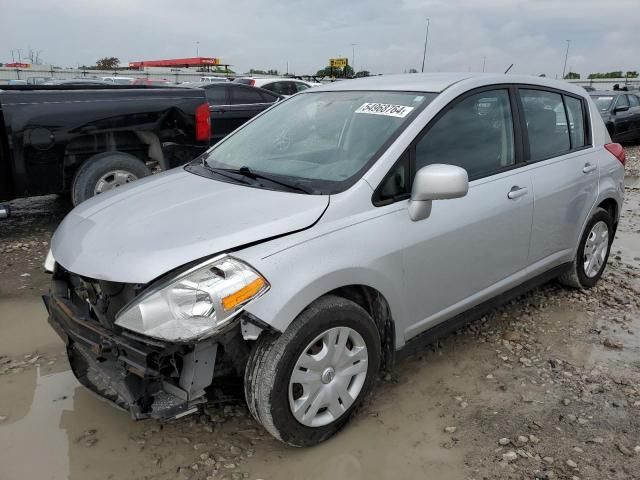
1;146;639;480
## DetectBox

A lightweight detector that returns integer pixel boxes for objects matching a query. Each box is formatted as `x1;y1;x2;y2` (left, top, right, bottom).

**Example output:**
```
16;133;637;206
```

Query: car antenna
504;64;514;74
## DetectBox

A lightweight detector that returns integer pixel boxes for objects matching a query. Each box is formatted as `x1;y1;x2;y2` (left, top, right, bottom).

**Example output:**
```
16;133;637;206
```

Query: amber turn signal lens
221;277;266;311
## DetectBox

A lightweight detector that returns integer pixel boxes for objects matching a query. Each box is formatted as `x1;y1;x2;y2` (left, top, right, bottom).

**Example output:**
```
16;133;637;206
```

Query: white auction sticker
355;102;414;118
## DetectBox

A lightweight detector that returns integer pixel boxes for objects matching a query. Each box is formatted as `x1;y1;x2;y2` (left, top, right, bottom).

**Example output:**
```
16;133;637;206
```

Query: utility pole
482;56;486;72
351;43;357;76
421;18;430;73
561;39;570;79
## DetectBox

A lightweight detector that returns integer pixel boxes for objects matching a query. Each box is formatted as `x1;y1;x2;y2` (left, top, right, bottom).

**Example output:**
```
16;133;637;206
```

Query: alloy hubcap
288;326;369;427
583;220;609;278
94;170;138;195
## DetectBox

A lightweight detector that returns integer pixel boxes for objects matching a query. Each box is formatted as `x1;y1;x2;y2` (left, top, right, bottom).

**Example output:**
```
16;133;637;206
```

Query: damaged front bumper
44;293;218;421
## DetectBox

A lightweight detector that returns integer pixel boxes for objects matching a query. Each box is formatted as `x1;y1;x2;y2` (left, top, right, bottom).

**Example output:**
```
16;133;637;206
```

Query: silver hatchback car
45;73;626;446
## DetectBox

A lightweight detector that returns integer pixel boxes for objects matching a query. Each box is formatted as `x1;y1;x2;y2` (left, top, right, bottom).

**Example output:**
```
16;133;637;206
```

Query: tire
244;295;381;446
71;152;151;206
559;207;613;289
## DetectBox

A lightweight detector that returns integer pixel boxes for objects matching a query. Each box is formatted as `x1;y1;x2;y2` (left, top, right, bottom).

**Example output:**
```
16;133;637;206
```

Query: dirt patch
1;153;639;480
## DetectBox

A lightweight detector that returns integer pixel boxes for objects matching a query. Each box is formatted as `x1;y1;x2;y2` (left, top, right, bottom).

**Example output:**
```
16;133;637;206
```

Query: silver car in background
44;73;625;446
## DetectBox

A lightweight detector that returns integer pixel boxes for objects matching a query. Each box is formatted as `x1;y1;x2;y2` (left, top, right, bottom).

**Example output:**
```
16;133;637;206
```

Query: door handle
582;163;597;174
507;186;528;200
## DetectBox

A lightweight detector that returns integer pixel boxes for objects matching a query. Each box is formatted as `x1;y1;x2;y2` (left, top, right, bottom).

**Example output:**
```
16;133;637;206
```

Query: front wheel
71;152;151;206
244;295;381;446
559;207;613;289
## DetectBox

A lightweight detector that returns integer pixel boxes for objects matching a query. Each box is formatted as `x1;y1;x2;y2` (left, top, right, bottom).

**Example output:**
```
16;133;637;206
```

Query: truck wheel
559;207;613;289
244;295;381;446
71;152;151;206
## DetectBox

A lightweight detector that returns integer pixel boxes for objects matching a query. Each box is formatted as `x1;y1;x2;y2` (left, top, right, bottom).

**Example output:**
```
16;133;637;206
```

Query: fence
0;66;234;85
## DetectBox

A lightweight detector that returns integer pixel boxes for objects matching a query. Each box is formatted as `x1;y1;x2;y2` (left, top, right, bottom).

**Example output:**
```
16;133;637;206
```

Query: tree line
564;71;639;80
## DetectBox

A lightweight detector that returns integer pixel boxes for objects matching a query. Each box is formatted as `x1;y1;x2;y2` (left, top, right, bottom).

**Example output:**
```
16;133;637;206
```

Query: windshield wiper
198;159;253;185
221;166;314;194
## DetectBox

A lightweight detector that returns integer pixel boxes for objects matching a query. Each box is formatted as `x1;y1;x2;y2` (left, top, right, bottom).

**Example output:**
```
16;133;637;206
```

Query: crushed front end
44;266;247;421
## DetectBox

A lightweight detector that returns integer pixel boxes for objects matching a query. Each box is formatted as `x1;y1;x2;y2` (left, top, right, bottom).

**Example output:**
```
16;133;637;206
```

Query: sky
2;0;639;78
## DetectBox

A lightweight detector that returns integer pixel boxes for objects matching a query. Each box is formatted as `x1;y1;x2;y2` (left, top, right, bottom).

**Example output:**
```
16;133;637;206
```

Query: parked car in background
198;82;282;143
42;78;108;86
101;76;135;85
7;79;27;85
44;73;624;447
590;90;640;142
0;85;210;207
199;76;229;84
27;76;57;85
234;77;318;96
132;78;171;87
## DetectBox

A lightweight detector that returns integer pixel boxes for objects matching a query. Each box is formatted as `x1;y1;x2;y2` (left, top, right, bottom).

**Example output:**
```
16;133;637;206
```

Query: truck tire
559;207;613;289
244;295;381;447
71;152;151;206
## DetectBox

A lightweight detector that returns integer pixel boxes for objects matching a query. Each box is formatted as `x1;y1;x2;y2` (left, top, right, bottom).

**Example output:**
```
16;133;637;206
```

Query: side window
263;82;285;95
230;86;266;104
627;94;640;108
520;89;570;161
415;89;515;179
204;86;227;105
616;94;629;109
373;151;410;204
563;96;586;148
294;82;310;92
258;90;279;103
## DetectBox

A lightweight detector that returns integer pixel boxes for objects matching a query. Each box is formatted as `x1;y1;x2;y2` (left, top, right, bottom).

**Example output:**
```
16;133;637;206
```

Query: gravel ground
0;146;639;480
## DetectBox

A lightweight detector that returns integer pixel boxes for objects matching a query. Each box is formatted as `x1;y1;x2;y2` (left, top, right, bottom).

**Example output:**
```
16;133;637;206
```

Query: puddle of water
0;297;63;357
0;366;161;480
243;359;467;480
624;176;640;189
546;308;640;368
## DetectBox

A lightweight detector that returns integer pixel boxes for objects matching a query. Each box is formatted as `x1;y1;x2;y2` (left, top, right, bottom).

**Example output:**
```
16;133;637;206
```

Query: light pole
196;41;200;57
561;39;570;79
421;18;430;73
351;43;357;76
482;56;486;72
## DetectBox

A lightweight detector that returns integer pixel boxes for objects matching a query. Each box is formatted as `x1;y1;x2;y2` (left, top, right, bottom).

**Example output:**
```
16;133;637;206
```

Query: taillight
604;143;625;166
195;102;211;142
249;79;255;86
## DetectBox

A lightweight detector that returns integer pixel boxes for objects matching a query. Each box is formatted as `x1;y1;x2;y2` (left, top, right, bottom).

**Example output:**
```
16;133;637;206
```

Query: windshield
201;91;433;193
590;95;615;112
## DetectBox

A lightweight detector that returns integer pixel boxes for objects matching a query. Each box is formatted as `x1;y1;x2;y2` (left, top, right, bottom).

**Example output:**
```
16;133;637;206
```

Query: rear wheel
71;152;151;206
244;295;381;446
559;207;613;289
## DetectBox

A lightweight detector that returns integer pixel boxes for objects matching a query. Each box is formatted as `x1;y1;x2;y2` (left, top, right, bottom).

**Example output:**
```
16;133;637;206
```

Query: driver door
389;88;534;340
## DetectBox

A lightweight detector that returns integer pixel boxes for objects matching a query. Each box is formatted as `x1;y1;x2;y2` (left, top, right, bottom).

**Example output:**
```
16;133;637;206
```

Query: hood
51;169;329;283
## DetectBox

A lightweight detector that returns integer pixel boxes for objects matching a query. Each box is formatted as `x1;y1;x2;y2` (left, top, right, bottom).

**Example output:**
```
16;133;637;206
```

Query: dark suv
590;90;640;142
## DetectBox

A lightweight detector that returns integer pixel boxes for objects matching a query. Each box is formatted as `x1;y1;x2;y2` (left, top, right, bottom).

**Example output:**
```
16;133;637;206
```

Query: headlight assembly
115;256;269;342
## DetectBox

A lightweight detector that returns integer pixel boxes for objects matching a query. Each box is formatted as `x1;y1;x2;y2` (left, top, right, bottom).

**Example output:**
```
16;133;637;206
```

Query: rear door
518;87;598;273
226;85;278;131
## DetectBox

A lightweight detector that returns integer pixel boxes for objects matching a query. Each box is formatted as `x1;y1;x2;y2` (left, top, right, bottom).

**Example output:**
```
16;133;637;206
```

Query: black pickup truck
0;85;211;208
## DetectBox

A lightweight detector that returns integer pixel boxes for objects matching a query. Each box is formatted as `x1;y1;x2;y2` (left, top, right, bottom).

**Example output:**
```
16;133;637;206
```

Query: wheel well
327;285;396;371
598;198;618;230
62;131;158;190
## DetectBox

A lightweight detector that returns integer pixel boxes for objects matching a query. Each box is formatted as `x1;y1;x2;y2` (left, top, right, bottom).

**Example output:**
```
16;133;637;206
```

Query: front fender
241;253;407;349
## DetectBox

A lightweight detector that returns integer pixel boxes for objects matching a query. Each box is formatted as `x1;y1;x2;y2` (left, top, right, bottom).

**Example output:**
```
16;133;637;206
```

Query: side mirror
614;105;630;113
408;164;469;221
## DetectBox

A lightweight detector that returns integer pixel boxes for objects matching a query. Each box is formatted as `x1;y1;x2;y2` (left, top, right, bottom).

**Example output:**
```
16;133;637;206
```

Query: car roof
311;73;588;95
